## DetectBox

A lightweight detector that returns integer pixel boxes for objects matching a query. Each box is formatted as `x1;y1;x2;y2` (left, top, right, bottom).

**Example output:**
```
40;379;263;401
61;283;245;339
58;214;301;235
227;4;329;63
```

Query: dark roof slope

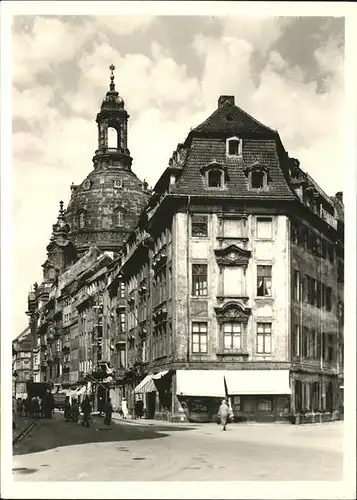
189;97;278;139
172;136;296;200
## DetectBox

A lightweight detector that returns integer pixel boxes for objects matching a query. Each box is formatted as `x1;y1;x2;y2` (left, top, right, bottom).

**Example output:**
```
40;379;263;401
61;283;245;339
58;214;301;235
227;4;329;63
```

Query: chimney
335;191;343;203
218;95;235;107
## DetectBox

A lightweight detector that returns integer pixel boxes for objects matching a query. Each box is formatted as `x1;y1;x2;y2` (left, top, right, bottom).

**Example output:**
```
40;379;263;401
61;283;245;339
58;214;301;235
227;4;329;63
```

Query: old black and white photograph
1;2;356;499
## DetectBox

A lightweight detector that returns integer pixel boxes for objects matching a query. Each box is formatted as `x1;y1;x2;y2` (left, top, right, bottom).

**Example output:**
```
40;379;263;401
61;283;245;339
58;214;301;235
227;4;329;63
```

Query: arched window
245;163;269;190
208;169;223;188
115;209;124;228
79;211;86;229
108;127;118;148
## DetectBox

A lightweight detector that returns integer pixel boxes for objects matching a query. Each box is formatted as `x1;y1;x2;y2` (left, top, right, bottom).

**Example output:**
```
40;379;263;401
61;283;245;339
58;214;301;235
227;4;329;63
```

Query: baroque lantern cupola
93;64;132;171
65;65;150;256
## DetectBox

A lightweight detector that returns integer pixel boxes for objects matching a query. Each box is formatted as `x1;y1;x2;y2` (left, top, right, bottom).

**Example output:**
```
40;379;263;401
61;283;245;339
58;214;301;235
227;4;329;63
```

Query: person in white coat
120;398;129;419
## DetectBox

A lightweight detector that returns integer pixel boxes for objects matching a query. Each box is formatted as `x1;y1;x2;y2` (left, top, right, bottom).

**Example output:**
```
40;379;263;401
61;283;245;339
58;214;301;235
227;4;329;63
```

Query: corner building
121;95;344;423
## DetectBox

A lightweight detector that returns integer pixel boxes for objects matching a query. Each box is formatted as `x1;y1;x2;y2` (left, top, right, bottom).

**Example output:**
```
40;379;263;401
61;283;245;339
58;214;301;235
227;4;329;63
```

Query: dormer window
83;180;91;190
245;162;269;190
251;170;265;189
114;179;123;188
226;137;242;157
208;169;223;188
200;161;227;190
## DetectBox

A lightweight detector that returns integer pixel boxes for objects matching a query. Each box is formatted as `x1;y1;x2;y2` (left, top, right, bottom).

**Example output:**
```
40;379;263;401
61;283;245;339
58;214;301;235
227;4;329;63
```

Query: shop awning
72;386;86;397
224;369;291;395
134;371;170;394
176;370;226;398
134;375;156;394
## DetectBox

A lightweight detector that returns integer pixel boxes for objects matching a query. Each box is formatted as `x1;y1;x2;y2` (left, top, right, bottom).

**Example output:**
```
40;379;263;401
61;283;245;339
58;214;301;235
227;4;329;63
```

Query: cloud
10;16;344;338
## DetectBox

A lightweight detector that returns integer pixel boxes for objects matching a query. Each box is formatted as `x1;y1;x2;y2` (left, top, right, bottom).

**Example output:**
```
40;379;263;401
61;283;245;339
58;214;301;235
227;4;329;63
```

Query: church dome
64;64;150;255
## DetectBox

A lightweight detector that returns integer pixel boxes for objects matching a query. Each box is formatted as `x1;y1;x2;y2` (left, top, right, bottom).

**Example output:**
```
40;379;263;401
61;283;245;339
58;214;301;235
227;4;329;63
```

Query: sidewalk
111;412;198;427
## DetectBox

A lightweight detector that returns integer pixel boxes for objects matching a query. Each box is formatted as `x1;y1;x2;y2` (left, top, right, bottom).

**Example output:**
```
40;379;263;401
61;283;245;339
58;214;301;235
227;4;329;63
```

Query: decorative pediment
199;160;227;175
244;161;269;176
214;301;251;323
214;244;251;267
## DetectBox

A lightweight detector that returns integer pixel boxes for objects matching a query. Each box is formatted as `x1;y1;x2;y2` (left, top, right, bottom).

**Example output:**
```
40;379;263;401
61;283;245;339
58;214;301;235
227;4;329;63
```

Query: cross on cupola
109;64;116;91
93;63;132;171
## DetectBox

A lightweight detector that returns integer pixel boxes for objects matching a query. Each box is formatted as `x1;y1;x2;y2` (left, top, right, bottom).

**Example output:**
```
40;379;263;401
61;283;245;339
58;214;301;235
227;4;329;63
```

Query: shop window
257;398;272;412
257;265;272;297
192;264;208;296
192;322;208;354
191;214;208;237
256;217;273;239
256;322;272;354
223;322;242;350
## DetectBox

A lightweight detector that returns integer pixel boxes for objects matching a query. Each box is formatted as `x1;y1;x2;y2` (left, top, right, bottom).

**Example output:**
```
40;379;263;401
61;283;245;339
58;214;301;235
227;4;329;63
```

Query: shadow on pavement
13;416;196;456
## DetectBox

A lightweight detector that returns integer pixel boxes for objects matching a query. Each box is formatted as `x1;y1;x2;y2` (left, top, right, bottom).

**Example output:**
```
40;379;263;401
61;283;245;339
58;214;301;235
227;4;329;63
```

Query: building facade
118;95;344;423
12;327;34;398
22;83;344;423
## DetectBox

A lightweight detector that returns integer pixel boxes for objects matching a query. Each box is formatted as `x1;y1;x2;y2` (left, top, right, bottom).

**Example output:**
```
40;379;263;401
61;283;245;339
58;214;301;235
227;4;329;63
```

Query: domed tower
65;65;150;256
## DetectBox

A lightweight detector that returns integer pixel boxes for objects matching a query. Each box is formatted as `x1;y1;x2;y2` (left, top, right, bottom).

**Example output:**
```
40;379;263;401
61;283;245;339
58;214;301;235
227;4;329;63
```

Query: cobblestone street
12;413;343;481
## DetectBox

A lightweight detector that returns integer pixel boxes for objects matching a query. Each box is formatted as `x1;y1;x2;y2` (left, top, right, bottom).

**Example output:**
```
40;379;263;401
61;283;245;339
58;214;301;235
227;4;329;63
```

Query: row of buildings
14;67;344;423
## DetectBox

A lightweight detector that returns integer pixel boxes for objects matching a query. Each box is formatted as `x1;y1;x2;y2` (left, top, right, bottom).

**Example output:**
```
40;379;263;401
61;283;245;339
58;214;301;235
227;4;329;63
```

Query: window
79;211;86;229
119;347;125;368
292;324;300;357
192;215;208;237
302;327;308;358
325;287;332;311
256;323;272;354
251;170;265;189
119;312;125;332
208;169;223;188
316;281;322;308
226;137;242;157
257;265;272;297
256;218;273;239
223;267;244;296
257;398;272;412
223;218;244;238
192;322;208;353
108;127;118;148
292;269;300;301
223;323;242;350
307;277;316;306
119;281;125;298
192;264;208;296
116;210;124;228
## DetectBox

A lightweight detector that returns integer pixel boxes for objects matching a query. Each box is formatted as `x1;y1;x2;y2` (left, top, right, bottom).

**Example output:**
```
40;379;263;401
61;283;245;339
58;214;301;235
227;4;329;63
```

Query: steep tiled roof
189;98;278;139
172;136;296;200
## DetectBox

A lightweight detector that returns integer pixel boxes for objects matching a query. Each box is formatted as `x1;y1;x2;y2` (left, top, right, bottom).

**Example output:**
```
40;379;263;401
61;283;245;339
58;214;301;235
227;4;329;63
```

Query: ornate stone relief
214;301;251;323
214;244;251;267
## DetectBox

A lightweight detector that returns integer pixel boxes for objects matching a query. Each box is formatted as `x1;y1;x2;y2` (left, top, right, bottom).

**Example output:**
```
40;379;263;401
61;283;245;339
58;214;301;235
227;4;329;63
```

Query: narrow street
13;413;343;481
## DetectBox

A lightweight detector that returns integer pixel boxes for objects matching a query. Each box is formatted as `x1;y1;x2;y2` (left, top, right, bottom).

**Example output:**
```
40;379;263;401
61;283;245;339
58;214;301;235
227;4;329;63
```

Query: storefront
134;370;172;419
175;369;291;423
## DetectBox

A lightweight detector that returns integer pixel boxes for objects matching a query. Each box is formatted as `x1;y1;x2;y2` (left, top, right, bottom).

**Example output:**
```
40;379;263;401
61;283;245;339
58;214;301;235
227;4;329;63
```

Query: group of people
64;395;115;427
14;393;54;420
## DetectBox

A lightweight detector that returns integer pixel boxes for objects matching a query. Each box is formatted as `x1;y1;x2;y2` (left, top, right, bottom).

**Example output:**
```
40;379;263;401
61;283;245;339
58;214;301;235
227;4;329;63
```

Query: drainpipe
186;196;191;364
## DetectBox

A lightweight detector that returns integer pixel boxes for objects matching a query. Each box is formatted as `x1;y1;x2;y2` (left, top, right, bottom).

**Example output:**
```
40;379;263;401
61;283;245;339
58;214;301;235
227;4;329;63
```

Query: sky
10;15;344;338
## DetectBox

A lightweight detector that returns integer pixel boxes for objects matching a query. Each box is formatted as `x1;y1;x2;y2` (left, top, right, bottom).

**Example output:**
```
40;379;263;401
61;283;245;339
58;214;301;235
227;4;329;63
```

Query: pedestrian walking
81;396;92;428
104;398;113;426
64;397;71;421
71;399;80;423
24;397;30;417
120;398;129;419
135;397;144;419
98;396;104;416
218;399;230;431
